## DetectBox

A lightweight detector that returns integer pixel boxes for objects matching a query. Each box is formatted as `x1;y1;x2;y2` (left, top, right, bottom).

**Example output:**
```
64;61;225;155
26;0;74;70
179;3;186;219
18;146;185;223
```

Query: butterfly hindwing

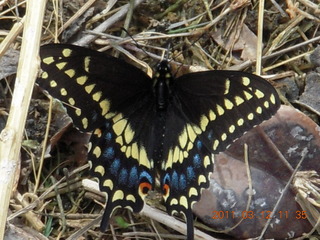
89;118;154;230
160;104;214;239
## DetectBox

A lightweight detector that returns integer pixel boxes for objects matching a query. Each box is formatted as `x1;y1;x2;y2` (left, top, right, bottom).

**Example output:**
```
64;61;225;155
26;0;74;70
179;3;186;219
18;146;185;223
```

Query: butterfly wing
38;44;157;230
39;44;152;131
89;100;157;230
174;70;280;152
161;70;280;238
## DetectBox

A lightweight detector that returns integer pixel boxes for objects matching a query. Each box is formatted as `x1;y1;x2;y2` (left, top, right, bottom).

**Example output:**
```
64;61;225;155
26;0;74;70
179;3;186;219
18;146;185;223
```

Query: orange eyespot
139;182;152;195
162;184;170;196
93;128;102;137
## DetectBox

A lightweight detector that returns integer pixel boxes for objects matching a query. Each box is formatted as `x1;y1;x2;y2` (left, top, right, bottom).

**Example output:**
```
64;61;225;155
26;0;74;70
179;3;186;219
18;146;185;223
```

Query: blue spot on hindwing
105;132;112;142
171;171;179;190
91;110;98;122
104;147;115;159
128;166;138;187
196;140;202;150
163;173;170;184
207;130;213;140
187;166;195;180
105;122;111;128
140;171;153;184
110;158;120;175
193;154;201;168
179;174;187;190
119;168;128;185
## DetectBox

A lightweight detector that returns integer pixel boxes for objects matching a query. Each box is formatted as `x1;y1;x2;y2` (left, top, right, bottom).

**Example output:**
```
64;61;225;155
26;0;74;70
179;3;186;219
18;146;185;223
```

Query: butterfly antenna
121;27;151;59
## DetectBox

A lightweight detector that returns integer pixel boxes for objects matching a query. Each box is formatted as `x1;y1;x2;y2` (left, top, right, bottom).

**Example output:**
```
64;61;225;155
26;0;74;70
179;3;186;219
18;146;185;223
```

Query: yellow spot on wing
237;118;244;126
242;77;250;86
112;190;124;202
103;179;113;190
100;99;110;115
264;101;270;108
50;80;57;87
65;69;75;78
139;147;150;168
93;146;101;158
75;109;81;116
131;142;139;159
213;140;219;151
243;90;253;100
43;56;54;65
203;156;211;168
179;196;188;209
198;175;206;184
116;136;123;145
125;146;132;158
82;117;88;129
216;104;225;116
256;106;262;114
188;187;198;197
229;125;235;133
113;118;127;136
255;89;264;99
42;72;48;79
124;124;134;144
68;97;75;105
186;124;196;143
62;48;72;57
173;147;180;163
85;84;95;94
235;96;244;106
112;113;123;123
92;91;102;102
200;115;209;131
179;129;187;149
270;94;276;104
170;198;178;206
224;98;234;110
84;56;90;72
76;76;88;85
247;113;254;120
56;62;67;70
94;165;105;176
60;88;67;96
224;79;230;94
209;110;216;121
221;133;227;141
126;194;136;202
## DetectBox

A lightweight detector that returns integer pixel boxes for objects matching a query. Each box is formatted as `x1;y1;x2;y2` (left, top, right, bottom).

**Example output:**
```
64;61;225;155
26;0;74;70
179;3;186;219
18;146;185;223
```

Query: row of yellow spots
168;174;207;209
209;79;276;151
111;113;152;169
43;53;114;130
164;123;204;170
111;190;136;205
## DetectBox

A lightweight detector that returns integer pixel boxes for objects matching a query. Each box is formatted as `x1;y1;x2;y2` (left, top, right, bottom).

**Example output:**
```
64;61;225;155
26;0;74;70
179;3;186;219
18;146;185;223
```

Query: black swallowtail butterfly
38;44;280;239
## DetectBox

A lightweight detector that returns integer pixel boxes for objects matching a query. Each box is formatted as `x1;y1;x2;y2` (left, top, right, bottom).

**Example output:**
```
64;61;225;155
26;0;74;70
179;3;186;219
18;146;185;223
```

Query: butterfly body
38;44;280;239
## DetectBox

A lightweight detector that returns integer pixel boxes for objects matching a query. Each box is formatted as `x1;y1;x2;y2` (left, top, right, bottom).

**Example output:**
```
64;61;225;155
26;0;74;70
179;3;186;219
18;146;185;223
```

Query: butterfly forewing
174;70;280;153
39;44;152;131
